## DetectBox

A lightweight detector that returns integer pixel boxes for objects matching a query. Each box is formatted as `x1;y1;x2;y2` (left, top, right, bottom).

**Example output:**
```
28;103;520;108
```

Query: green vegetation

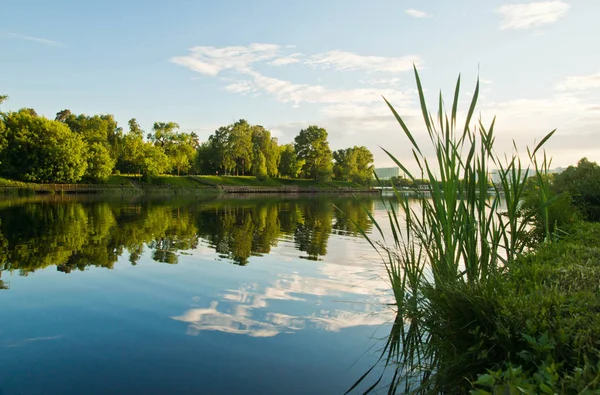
352;68;600;394
193;175;361;189
0;98;374;187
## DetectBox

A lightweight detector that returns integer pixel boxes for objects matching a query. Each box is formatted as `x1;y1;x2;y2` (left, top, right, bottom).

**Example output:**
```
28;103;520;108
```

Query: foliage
85;142;115;182
278;144;304;178
140;144;170;180
333;146;374;185
251;125;279;177
253;152;268;181
553;157;600;221
294;125;333;180
1;110;88;182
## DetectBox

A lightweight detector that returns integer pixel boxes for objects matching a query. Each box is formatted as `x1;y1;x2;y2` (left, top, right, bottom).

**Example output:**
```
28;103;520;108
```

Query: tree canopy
0;95;374;184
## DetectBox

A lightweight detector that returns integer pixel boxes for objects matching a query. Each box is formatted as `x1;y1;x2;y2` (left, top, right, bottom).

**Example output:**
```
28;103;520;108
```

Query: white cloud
496;1;570;30
405;9;432;18
241;70;412;105
359;77;401;86
225;80;255;93
556;71;600;91
170;43;283;76
269;53;302;66
306;50;422;73
6;32;64;47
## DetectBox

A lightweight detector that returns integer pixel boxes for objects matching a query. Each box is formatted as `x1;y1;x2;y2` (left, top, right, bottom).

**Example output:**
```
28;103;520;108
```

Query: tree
278;144;304;178
229;120;253;175
253;152;268;181
1;110;87;182
0;95;8;106
85;142;115;182
166;133;196;175
55;109;72;123
553;157;600;221
140;144;170;180
333;146;374;185
117;118;146;175
294;125;333;180
148;122;180;147
251;125;279;177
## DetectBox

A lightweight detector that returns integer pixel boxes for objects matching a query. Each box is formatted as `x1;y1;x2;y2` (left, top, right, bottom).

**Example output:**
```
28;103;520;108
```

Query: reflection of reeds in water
349;67;554;393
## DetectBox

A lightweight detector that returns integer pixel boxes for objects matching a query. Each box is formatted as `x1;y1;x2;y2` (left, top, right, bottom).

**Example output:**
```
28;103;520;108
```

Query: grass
350;67;562;393
192;175;363;189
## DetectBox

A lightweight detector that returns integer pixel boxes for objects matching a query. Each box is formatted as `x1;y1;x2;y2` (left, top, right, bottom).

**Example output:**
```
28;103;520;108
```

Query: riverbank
0;175;376;195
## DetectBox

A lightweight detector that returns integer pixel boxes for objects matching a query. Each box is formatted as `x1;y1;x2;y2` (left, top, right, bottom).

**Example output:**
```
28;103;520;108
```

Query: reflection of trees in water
332;198;374;236
294;199;333;260
0;196;376;279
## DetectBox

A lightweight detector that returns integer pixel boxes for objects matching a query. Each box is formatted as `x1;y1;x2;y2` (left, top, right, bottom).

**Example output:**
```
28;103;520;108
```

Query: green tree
55;109;72;123
253;152;268;181
553;157;600;221
164;132;197;175
85;142;115;182
1;110;87;182
333;146;374;184
278;144;304;178
251;125;279;177
148;122;180;147
294;125;333;180
117;118;146;175
0;95;8;106
229;120;253;175
140;144;170;180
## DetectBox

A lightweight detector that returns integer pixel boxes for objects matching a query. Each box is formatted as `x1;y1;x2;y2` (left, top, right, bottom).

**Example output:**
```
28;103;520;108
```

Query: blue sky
1;0;599;168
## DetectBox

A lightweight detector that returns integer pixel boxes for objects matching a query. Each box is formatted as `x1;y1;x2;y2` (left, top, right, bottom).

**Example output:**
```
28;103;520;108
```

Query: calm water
0;194;397;395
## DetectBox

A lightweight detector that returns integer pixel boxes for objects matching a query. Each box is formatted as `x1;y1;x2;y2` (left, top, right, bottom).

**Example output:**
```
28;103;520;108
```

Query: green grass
0;177;32;187
105;175;135;186
146;175;205;188
193;175;363;189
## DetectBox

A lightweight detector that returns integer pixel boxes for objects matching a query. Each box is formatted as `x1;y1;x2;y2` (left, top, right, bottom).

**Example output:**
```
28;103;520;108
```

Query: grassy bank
191;175;362;189
0;174;369;195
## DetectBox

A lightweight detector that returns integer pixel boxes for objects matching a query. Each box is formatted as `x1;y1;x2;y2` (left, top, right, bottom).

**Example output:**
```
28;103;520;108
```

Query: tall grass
351;67;555;393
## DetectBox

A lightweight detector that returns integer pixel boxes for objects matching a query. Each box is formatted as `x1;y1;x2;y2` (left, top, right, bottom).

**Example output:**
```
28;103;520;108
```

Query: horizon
1;0;599;171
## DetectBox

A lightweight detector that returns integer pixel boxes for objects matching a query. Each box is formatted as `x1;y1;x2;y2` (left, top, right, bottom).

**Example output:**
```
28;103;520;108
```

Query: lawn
192;175;363;189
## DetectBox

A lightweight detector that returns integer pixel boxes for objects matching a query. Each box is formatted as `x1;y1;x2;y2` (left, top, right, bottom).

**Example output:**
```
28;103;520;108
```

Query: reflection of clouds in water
173;263;392;337
2;335;63;348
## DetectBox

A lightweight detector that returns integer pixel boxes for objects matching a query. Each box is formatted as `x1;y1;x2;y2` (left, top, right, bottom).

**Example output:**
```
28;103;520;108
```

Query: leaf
474;373;495;387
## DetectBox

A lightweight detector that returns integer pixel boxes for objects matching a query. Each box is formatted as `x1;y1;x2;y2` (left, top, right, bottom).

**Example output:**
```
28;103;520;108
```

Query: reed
351;67;555;393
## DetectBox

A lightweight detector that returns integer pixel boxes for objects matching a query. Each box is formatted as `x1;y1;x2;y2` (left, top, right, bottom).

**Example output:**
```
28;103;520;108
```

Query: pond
0;194;397;394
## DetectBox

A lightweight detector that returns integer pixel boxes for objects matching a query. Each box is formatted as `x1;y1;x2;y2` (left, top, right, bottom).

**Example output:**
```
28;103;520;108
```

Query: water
0;194;396;394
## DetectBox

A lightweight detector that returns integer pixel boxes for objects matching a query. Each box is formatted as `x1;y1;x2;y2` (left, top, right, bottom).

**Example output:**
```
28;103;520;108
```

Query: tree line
0;96;374;184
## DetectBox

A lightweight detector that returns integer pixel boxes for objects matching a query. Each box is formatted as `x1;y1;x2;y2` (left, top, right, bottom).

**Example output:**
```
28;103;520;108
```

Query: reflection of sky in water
173;260;391;338
0;196;398;394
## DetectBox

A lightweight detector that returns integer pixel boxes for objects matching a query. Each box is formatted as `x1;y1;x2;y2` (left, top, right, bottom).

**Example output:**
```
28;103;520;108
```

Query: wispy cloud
269;53;302;66
359;77;401;86
170;43;283;76
239;70;412;106
405;9;432;18
306;50;422;73
556;71;600;91
496;1;570;30
6;32;64;47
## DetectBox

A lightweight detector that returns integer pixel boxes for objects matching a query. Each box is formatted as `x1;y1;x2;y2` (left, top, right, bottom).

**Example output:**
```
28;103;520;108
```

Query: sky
1;0;599;170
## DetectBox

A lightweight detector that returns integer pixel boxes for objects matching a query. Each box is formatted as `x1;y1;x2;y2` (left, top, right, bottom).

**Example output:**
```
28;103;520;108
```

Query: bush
424;222;600;393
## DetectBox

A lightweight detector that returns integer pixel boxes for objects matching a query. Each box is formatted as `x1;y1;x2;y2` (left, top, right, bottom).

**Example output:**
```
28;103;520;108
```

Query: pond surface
0;194;396;394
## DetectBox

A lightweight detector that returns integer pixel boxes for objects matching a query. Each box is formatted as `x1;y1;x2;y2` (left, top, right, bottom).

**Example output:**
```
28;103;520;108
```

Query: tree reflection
0;195;377;280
